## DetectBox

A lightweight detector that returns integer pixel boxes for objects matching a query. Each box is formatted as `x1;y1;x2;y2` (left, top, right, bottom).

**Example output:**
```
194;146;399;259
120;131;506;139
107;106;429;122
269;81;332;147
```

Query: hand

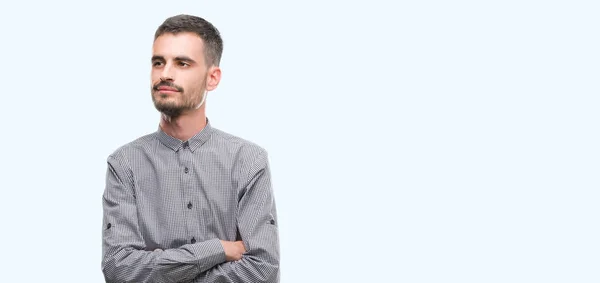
220;240;246;261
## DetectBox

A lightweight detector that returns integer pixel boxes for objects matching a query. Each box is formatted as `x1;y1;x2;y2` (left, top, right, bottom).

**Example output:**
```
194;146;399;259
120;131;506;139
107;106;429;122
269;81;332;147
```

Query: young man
101;14;280;283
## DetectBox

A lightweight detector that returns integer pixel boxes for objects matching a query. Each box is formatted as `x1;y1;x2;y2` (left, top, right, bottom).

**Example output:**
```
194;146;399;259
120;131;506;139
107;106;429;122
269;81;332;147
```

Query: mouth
156;87;180;94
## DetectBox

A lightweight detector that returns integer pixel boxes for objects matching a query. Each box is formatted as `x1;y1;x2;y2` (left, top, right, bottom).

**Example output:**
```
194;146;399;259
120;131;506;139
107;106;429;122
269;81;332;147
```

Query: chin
155;104;184;118
154;94;178;105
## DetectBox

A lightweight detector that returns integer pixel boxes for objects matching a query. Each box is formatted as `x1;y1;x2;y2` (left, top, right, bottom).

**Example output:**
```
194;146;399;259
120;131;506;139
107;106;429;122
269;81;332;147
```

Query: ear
206;66;222;91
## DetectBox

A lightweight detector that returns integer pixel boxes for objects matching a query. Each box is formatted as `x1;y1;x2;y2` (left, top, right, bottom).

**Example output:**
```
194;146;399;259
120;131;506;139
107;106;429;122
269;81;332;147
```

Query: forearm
192;235;280;283
191;254;279;283
102;246;160;283
102;238;226;283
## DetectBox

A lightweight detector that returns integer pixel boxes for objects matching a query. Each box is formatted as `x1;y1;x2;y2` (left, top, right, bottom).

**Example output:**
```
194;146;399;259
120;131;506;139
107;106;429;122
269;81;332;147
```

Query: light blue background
0;1;598;282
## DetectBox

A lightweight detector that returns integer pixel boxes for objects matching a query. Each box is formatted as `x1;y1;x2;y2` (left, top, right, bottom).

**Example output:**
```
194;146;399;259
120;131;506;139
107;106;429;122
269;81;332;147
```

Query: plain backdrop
0;1;598;282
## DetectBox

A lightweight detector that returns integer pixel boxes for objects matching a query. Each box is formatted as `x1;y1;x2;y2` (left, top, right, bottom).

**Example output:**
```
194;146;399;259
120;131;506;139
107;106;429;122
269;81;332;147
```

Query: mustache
153;81;184;92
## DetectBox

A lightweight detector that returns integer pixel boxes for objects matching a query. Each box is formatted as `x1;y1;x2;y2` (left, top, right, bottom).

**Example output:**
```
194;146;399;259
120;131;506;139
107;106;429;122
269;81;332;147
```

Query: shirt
101;118;280;283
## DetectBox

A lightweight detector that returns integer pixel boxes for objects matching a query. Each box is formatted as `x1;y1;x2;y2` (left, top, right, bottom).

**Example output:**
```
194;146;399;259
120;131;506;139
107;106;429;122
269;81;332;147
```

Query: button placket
179;140;199;246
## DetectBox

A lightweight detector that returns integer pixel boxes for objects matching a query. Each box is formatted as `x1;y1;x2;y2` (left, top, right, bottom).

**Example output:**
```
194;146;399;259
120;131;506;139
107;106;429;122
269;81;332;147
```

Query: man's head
151;14;223;118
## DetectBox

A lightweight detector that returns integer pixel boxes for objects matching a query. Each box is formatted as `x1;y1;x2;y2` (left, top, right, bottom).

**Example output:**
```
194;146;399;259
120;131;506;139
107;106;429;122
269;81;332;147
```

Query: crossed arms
101;152;280;283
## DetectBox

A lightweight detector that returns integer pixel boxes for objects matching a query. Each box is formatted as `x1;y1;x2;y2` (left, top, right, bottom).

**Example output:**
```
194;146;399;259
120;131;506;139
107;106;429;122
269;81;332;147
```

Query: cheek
151;68;164;79
184;77;202;90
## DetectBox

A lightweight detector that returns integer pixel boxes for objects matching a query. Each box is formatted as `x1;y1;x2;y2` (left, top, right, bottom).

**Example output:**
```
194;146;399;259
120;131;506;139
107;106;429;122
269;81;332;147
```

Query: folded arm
101;155;227;283
192;151;281;283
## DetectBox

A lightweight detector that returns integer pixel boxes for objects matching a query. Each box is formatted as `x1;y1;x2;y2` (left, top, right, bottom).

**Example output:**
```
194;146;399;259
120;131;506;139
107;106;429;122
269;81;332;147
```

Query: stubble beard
152;79;206;119
153;93;186;118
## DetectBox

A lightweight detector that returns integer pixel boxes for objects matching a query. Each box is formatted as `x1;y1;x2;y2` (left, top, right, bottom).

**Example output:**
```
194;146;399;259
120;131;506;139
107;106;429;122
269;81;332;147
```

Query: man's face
151;32;209;117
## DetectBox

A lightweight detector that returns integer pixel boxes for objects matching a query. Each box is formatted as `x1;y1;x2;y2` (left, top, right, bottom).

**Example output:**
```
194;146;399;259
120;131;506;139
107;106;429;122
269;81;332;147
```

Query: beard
154;98;186;117
151;78;207;118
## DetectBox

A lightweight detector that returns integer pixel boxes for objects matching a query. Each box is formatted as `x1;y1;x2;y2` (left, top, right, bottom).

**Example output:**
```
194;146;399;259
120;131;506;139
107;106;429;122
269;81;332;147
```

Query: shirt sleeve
101;154;227;283
192;151;281;283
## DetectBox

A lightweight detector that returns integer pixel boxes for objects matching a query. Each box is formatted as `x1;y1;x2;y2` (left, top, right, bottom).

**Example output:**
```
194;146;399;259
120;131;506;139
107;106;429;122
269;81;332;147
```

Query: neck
159;107;207;141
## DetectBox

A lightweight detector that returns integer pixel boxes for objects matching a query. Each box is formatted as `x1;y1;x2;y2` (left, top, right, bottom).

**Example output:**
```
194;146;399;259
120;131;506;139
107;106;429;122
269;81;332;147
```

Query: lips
157;86;179;92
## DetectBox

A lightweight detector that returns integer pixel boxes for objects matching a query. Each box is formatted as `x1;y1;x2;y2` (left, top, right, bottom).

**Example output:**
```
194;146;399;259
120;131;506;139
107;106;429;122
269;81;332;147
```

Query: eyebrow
151;55;197;64
151;55;165;62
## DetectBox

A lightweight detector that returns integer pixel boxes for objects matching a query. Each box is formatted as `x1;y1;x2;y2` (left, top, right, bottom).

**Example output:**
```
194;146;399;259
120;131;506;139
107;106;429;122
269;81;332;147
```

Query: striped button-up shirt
101;118;280;282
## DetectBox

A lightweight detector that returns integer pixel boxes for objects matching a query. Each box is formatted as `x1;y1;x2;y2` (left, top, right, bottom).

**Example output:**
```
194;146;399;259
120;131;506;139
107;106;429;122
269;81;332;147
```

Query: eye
152;61;163;67
178;61;190;67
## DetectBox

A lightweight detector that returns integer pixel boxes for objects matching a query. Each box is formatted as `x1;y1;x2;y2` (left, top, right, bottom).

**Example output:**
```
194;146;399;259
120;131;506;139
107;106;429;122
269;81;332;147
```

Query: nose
160;63;174;81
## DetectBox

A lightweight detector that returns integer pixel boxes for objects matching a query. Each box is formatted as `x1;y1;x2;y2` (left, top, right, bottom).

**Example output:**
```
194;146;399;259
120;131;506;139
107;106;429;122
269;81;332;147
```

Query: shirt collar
156;118;213;153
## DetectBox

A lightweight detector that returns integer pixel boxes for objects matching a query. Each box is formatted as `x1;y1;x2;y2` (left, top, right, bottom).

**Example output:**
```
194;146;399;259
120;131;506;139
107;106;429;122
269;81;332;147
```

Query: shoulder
210;127;269;163
106;131;158;164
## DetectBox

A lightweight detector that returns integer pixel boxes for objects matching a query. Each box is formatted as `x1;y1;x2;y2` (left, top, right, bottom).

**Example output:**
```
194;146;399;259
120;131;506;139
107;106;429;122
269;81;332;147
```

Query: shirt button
184;167;189;174
106;223;112;229
183;141;189;149
191;237;196;244
187;202;193;209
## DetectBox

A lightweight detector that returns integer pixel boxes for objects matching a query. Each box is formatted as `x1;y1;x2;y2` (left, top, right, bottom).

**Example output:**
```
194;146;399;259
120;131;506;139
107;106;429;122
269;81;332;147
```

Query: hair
154;14;224;67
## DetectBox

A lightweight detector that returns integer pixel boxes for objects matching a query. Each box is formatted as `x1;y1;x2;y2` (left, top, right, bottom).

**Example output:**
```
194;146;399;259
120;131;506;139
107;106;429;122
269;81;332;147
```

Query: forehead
152;32;205;61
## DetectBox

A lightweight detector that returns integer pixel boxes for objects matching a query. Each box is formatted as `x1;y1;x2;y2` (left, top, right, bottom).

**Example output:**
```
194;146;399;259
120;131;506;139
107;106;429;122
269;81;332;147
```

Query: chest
131;157;239;248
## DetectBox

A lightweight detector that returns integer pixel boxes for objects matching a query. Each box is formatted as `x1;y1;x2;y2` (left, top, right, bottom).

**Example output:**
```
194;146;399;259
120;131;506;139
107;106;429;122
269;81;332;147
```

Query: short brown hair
154;14;224;67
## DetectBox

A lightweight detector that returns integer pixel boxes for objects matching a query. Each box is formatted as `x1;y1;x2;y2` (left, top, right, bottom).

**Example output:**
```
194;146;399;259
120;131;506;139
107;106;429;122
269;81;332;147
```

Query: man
101;14;280;283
